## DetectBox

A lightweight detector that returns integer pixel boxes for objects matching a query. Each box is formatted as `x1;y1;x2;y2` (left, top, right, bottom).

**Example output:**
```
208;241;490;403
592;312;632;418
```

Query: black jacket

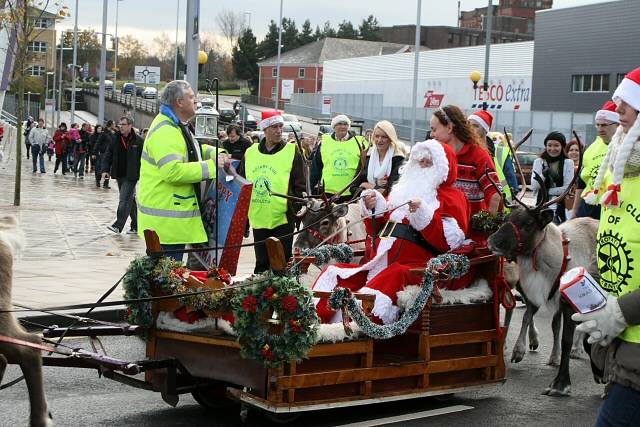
102;130;144;181
351;154;405;196
237;140;306;222
223;136;253;160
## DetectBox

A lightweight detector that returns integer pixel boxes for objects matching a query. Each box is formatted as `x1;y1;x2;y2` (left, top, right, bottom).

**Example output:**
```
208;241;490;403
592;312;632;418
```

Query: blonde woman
356;120;409;196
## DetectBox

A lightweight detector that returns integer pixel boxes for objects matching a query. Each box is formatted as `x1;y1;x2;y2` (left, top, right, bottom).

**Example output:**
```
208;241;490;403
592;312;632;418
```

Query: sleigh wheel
191;382;233;410
263;411;302;424
433;393;456;402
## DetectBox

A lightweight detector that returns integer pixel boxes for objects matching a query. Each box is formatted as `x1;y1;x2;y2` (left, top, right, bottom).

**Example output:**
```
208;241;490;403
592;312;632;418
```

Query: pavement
0;109;257;325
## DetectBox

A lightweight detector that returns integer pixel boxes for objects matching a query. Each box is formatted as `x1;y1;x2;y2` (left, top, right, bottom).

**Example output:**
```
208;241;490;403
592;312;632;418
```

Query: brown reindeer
487;133;600;396
0;216;54;426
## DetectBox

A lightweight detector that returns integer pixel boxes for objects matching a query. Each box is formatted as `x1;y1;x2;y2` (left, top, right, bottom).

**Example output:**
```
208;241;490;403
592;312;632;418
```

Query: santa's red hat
468;110;493;133
595;100;620;123
586;66;640;208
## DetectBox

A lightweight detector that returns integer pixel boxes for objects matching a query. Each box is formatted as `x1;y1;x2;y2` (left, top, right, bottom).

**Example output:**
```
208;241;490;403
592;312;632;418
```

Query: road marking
333;405;474;427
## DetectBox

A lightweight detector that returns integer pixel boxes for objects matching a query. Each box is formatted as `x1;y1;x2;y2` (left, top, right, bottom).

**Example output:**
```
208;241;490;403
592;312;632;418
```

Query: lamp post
26;91;32;118
481;0;493;112
113;0;124;91
409;0;422;145
98;0;109;125
470;69;483;109
44;72;54;129
274;0;283;109
71;0;79;123
57;30;65;127
174;0;180;80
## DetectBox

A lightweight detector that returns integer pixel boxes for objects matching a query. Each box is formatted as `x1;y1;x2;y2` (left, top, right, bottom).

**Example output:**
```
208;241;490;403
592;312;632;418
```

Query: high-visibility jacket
597;172;640;343
245;142;296;229
320;133;365;196
580;137;608;194
493;145;513;201
136;112;219;244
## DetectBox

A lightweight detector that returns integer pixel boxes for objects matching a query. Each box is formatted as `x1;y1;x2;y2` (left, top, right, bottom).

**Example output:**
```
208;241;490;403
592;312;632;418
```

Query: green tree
257;19;279;60
359;15;381;41
61;28;102;74
297;19;315;46
232;29;259;93
321;21;336;38
117;34;148;79
281;18;299;52
337;20;357;39
314;25;323;40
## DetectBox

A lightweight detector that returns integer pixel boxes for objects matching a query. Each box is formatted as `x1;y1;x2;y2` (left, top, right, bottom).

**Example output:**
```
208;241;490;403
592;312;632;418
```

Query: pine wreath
328;254;470;340
232;274;319;368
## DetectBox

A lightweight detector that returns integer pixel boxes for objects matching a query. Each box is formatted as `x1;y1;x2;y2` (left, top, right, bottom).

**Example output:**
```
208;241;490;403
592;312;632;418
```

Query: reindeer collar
507;221;524;259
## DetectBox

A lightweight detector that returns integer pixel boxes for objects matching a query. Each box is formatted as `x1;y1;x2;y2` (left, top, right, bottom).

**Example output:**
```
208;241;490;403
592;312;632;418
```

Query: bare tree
215;9;243;52
151;32;172;63
0;0;67;206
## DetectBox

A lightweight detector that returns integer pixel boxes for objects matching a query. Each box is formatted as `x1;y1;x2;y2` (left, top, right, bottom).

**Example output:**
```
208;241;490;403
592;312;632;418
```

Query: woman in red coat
53;122;69;174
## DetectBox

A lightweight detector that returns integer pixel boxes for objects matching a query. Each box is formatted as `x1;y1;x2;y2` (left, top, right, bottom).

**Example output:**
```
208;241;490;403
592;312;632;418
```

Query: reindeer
0;216;54;427
487;133;600;396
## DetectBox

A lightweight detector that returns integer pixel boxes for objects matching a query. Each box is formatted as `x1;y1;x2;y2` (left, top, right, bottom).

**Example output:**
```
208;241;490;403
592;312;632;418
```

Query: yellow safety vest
494;145;513;201
137;112;219;244
320;134;365;196
597;172;640;343
245;142;296;230
580;137;609;194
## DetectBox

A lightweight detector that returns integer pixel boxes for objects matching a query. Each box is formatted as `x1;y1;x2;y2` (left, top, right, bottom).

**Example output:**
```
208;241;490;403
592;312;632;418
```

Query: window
297;88;304;94
28;66;46;76
271;86;277;99
272;68;278;77
27;41;47;53
571;74;610;93
298;68;305;78
32;18;51;29
447;33;454;44
617;73;628;86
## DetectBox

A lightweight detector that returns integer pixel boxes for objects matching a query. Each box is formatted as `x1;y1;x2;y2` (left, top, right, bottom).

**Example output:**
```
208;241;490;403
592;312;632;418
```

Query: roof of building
258;37;414;66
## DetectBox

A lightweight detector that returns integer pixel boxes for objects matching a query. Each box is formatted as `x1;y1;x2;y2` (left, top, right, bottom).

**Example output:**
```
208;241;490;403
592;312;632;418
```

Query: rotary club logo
253;176;271;197
598;230;633;293
333;157;348;170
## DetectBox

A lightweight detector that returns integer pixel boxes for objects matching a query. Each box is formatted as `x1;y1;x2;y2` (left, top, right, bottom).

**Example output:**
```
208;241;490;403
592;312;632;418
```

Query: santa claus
312;139;470;324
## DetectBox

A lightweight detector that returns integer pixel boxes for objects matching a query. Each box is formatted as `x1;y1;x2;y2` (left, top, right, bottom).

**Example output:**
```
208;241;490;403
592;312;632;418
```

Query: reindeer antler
540;130;583;210
484;167;529;210
513;128;533;151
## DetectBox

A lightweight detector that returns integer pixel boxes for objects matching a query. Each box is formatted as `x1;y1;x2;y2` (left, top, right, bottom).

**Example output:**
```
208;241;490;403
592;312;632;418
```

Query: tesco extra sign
473;81;531;104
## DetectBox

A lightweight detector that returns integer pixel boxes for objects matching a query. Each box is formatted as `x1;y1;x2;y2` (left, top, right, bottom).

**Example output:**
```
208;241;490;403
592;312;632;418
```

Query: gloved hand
572;294;627;346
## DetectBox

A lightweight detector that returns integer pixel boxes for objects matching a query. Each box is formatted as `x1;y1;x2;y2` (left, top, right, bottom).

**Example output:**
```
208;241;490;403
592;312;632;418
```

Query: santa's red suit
312;140;470;324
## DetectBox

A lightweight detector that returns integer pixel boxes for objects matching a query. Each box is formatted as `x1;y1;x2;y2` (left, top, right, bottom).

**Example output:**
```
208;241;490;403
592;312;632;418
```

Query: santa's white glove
571;294;627;346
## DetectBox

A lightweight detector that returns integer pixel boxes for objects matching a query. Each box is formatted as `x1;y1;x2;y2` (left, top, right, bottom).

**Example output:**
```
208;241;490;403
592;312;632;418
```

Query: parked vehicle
516;151;538;185
136;86;145;97
104;80;114;91
318;125;333;136
282;114;302;133
218;108;236;124
121;83;136;94
234;113;258;131
142;87;157;99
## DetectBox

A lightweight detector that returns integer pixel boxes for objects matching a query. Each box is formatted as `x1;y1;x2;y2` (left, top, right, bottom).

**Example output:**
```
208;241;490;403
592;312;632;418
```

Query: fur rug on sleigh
156;278;492;343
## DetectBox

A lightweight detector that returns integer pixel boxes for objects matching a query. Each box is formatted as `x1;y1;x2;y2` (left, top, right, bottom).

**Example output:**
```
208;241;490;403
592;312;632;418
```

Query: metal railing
83;88;159;115
1;109;18;126
241;94;286;111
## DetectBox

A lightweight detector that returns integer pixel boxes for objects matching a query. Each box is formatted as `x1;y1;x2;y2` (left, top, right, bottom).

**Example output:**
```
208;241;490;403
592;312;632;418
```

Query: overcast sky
55;0;614;50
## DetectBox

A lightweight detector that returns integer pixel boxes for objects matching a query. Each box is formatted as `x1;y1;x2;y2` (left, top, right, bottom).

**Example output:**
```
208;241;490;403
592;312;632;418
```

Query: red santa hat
586;67;640;208
595;100;620;123
259;113;284;130
468;110;493;133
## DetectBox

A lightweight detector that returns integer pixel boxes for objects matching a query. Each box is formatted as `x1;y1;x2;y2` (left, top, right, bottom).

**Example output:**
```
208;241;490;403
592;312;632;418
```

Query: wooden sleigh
142;231;507;421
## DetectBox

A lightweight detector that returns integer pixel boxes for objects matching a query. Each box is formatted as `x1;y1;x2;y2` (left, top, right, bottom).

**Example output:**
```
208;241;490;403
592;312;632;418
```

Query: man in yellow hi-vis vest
573;67;640;426
238;114;306;273
311;114;366;201
137;80;228;262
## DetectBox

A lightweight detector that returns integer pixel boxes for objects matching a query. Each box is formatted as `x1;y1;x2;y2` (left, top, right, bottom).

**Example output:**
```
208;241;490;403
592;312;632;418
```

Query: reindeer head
294;201;350;249
487;130;582;261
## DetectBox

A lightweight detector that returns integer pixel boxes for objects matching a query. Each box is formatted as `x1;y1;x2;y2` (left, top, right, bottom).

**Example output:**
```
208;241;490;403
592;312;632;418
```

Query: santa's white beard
388;163;440;221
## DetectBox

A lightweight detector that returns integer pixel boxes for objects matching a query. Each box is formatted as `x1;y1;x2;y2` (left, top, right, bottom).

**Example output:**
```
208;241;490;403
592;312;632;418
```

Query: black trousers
252;222;294;274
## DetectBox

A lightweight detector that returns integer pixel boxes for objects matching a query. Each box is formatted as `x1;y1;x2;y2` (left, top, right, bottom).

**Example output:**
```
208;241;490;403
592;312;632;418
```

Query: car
234;113;258;131
142;87;157;99
135;86;145;97
218;108;236;124
317;124;333;136
515;151;538;185
282;114;302;133
121;82;136;94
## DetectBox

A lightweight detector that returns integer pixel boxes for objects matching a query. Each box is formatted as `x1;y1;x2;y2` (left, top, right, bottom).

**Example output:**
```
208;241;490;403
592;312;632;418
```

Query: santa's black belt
379;221;443;256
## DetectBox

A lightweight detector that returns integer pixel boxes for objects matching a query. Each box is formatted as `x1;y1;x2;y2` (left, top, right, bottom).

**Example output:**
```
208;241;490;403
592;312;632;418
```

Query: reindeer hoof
570;347;586;359
542;385;571;397
529;340;539;352
511;347;526;363
547;356;560;367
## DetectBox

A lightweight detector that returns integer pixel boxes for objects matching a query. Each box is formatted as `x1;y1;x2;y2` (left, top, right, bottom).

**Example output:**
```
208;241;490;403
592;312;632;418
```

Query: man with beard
312;139;470;324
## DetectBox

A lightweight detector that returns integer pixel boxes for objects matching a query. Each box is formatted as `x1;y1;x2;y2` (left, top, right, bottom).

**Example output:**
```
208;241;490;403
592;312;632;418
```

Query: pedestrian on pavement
53;122;69;174
90;124;106;187
73;123;90;178
101;120;116;188
103;116;144;234
68;123;81;172
310;114;368;201
137;80;228;262
569;101;620;220
81;123;92;173
223;124;252;160
23;119;34;159
530;131;574;224
46;137;55;162
238;114;306;273
573;66;640;427
29;118;48;174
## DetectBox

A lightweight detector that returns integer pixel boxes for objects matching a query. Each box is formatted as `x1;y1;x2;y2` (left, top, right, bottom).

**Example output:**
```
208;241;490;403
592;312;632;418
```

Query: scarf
367;147;394;185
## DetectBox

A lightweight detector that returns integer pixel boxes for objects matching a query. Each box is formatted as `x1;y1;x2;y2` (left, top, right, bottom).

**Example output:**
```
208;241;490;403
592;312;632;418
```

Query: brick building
257;38;411;102
460;0;553;35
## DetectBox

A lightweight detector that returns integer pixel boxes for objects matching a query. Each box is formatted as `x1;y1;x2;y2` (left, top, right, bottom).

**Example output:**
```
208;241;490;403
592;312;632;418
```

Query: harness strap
508;221;523;254
547;231;570;301
0;335;70;356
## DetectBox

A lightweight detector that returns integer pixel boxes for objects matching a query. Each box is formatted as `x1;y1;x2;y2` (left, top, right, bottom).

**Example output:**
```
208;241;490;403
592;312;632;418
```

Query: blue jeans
74;152;86;176
161;244;185;263
31;144;45;172
113;179;137;231
595;383;640;427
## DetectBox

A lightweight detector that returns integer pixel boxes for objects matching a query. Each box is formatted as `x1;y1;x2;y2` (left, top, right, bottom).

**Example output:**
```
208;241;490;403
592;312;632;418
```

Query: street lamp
26;91;32;119
174;0;180;80
113;0;124;91
469;70;487;110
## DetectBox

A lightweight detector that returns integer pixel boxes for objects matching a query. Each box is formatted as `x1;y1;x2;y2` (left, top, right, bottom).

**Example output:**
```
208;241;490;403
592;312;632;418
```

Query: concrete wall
83;93;156;129
532;0;640;113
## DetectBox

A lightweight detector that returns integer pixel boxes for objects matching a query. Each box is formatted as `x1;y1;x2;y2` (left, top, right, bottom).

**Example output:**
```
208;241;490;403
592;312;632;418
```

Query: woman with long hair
430;105;501;217
531;131;574;223
355;120;408;196
563;138;583;219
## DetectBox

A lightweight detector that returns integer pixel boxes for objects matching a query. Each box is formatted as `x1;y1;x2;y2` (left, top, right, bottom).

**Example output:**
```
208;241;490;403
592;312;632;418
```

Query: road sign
112;67;119;72
321;96;332;115
134;66;161;85
281;79;294;100
45;98;55;112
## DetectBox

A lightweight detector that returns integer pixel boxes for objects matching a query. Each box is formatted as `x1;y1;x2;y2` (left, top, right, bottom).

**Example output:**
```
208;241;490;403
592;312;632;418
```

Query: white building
322;41;534;111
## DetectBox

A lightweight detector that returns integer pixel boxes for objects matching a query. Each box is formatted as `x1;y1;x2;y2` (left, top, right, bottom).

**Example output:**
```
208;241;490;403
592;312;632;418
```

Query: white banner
281;79;294;100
